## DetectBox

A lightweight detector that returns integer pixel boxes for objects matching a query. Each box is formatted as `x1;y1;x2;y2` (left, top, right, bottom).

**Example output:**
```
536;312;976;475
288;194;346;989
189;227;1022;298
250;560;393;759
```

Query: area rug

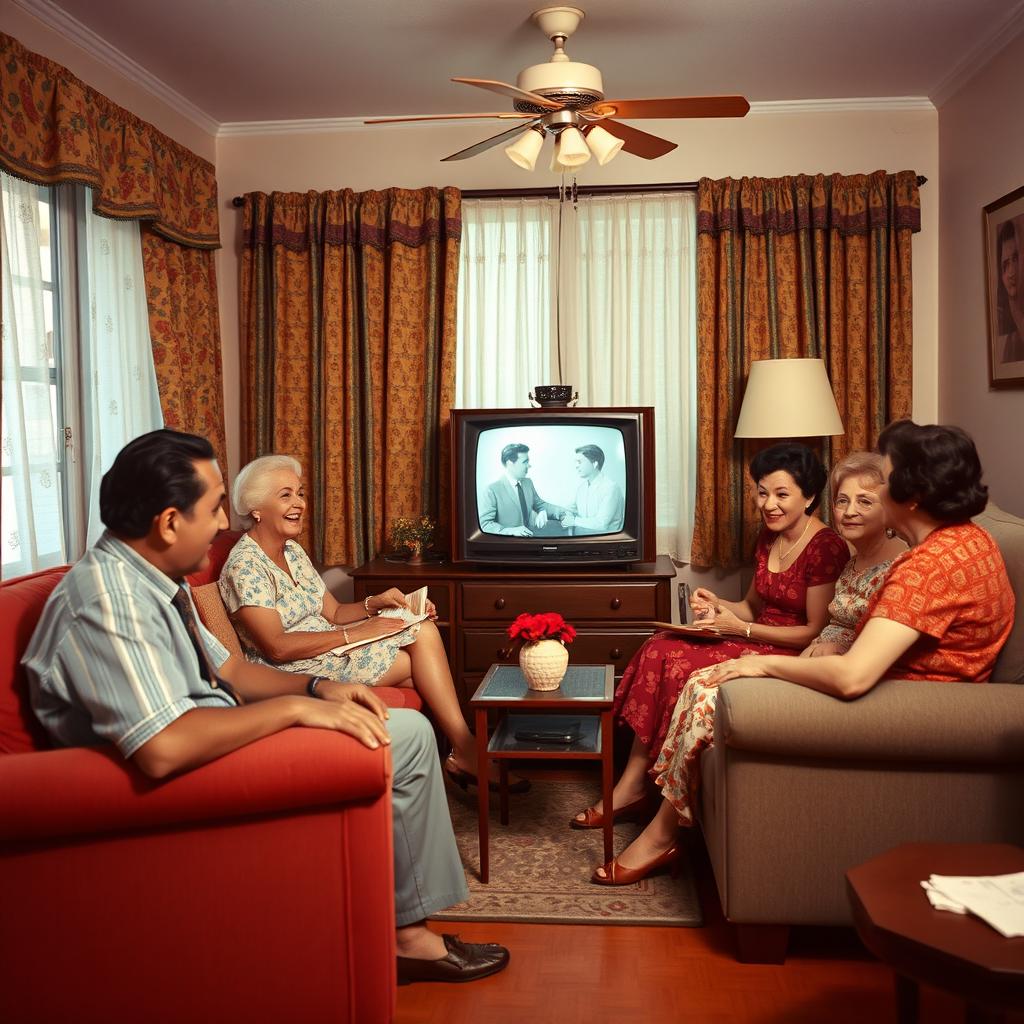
432;779;703;927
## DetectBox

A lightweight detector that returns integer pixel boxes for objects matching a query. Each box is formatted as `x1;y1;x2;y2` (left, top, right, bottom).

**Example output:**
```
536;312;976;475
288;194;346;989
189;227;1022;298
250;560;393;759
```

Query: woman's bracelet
745;622;752;640
364;596;373;616
342;627;350;644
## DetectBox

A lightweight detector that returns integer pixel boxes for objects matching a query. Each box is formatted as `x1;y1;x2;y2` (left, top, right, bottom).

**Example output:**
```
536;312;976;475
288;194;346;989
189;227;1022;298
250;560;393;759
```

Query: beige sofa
699;503;1024;962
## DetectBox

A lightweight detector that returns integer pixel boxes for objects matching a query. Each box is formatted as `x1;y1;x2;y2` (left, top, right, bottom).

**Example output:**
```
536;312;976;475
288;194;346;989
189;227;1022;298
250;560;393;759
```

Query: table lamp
734;358;844;438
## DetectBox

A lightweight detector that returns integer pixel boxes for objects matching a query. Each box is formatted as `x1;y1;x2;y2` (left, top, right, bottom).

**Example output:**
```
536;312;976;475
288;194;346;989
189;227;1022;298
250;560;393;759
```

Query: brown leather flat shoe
590;845;680;886
569;793;652;830
444;755;531;794
396;933;510;984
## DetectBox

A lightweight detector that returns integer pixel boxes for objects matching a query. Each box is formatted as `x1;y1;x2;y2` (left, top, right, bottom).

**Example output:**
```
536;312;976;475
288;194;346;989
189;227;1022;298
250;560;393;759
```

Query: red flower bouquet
507;612;576;645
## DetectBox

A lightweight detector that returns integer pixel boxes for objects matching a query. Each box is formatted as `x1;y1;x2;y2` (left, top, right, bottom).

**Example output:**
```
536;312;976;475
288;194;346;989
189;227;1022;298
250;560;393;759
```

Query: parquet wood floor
396;767;1024;1024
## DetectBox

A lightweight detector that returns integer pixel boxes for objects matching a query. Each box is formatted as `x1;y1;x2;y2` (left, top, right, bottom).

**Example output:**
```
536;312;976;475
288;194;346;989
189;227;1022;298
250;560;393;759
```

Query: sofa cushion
975;503;1024;683
185;529;243;588
191;582;244;659
0;567;68;754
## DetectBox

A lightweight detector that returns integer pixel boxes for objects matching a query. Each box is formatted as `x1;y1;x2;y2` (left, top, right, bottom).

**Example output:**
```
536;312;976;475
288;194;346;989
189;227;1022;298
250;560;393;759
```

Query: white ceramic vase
518;639;569;691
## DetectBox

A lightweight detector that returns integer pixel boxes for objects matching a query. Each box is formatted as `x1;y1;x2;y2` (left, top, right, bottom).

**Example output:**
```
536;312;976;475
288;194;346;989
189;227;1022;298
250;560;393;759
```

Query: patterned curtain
241;188;460;566
0;31;226;459
691;170;920;569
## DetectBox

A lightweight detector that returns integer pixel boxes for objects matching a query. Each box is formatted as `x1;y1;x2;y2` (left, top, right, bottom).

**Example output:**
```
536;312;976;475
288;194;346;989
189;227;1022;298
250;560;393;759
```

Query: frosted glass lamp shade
555;126;591;167
585;124;624;166
734;358;845;438
505;128;544;171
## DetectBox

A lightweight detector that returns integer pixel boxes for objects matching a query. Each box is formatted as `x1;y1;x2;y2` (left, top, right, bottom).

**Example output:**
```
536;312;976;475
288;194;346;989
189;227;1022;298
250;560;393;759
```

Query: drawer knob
610;648;622;660
610;597;622;610
494;597;506;610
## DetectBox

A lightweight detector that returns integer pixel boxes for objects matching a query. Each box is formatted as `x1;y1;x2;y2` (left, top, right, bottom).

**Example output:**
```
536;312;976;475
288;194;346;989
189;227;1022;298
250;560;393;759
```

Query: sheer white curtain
456;191;697;560
80;197;163;545
562;193;697;558
1;174;65;576
456;198;559;407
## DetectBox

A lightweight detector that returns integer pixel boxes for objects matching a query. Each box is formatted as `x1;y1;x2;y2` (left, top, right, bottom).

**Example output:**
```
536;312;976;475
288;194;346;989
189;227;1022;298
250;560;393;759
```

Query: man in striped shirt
23;429;509;985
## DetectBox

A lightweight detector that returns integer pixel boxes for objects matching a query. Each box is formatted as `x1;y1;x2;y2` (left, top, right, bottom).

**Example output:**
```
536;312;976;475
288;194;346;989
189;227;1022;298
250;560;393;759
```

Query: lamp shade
734;358;845;438
505;128;544;171
555;126;591;167
585;124;624;166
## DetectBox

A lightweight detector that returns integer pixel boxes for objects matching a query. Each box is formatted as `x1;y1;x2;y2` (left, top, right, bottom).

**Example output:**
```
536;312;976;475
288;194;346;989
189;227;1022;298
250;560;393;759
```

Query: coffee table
846;843;1024;1024
469;663;615;883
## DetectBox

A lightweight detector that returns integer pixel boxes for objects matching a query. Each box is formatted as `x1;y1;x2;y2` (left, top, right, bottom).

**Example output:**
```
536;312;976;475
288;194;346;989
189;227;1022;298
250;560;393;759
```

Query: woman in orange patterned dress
592;421;1015;885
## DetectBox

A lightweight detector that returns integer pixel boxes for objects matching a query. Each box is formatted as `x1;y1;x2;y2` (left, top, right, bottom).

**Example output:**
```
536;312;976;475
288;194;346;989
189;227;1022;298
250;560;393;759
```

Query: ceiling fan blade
366;112;533;125
452;77;562;109
441;119;544;161
591;96;751;119
595;120;677;159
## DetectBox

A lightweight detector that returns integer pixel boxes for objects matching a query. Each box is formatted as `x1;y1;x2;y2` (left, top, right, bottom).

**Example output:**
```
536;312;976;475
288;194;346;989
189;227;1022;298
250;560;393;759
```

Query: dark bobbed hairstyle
876;419;988;522
500;442;529;467
100;429;216;538
748;443;828;515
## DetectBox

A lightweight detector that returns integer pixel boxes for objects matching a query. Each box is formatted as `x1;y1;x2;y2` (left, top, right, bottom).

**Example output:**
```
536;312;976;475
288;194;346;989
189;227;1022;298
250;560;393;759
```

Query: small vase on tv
518;639;569;691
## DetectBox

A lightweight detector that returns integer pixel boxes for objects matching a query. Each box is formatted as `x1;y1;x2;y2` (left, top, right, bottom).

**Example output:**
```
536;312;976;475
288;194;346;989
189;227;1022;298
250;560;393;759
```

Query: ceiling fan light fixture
584;124;624;166
504;127;545;170
555;125;590;167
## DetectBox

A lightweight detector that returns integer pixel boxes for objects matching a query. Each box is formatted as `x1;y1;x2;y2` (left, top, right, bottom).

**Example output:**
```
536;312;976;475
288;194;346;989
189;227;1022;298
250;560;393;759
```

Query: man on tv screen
559;444;625;536
479;443;565;536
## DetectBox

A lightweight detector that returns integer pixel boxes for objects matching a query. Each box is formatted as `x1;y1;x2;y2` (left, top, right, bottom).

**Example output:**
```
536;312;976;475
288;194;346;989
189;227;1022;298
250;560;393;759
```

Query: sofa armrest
715;677;1024;764
0;727;390;843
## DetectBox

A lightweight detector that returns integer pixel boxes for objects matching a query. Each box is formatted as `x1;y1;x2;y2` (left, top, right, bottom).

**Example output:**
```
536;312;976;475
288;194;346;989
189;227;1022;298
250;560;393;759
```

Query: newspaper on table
332;586;431;656
921;871;1024;938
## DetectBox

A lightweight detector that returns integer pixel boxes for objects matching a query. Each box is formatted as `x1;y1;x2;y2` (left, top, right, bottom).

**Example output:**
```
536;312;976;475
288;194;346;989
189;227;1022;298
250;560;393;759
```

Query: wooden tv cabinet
350;556;675;709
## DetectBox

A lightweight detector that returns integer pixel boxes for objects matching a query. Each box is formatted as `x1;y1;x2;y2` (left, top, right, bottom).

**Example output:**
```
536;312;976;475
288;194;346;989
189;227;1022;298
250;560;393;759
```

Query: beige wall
2;1;216;161
216;109;939;488
938;33;1024;516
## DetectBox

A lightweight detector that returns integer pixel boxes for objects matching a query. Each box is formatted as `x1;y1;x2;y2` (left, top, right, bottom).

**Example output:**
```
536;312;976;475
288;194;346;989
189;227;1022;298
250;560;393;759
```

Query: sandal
444;755;531;794
569;793;653;830
591;845;680;886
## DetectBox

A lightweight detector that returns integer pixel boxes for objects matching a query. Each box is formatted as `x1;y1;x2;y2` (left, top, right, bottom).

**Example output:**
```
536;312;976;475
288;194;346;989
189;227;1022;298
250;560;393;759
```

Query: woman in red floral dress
572;443;849;830
590;421;1014;885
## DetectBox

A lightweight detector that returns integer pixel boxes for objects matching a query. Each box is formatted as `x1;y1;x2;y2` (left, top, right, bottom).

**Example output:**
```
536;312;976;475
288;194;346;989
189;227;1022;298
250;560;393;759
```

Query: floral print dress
218;534;420;685
652;554;894;826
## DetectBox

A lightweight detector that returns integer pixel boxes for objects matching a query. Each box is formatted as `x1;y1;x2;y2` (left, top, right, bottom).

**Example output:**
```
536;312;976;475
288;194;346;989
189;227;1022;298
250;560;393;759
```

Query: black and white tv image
450;408;656;566
475;425;626;538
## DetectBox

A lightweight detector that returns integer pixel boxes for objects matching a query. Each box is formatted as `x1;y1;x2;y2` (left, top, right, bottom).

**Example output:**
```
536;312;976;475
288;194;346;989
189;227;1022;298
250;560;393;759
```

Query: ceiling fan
365;5;749;171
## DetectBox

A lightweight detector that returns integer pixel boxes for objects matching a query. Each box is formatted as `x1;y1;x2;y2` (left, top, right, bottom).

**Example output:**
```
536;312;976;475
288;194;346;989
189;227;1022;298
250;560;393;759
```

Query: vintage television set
450;407;656;566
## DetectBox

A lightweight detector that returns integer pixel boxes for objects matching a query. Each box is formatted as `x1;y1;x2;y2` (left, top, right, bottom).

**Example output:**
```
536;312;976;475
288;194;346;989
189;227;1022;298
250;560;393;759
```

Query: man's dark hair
748;443;827;514
500;443;530;467
877;419;987;522
575;444;605;470
100;429;216;538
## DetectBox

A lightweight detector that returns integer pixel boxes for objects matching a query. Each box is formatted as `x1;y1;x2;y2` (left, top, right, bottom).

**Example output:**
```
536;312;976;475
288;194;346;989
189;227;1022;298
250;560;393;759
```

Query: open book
331;586;431;657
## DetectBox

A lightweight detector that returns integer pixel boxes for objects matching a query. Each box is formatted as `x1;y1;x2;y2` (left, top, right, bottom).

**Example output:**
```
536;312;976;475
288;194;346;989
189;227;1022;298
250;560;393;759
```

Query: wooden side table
468;663;615;883
846;843;1024;1024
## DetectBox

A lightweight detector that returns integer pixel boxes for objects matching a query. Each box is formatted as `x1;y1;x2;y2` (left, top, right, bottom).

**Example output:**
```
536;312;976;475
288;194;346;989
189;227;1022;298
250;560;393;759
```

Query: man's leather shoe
396;933;510;984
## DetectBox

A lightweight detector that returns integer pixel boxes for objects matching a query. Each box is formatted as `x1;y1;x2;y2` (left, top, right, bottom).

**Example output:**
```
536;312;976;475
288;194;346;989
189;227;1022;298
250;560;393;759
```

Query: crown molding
11;0;219;137
930;0;1024;107
749;97;935;115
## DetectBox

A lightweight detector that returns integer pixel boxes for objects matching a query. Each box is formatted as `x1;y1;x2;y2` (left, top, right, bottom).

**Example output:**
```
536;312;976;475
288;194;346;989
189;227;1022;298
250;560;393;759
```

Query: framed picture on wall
984;184;1024;388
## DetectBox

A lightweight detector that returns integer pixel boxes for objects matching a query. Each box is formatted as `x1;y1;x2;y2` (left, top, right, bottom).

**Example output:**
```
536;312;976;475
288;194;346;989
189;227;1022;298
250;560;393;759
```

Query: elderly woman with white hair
218;454;527;792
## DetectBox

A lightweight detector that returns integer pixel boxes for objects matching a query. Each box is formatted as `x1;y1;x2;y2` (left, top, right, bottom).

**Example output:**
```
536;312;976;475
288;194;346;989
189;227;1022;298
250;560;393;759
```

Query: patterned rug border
432;778;703;929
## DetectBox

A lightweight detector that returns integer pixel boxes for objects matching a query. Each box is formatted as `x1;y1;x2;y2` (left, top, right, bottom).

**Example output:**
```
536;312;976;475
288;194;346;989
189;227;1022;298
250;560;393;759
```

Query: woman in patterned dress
573;443;850;830
592;423;1015;885
219;455;527;791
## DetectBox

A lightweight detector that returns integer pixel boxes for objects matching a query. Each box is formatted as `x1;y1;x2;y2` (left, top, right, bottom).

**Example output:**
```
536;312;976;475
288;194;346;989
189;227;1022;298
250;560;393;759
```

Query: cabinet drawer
361;580;450;620
461;582;660;622
461;628;652;675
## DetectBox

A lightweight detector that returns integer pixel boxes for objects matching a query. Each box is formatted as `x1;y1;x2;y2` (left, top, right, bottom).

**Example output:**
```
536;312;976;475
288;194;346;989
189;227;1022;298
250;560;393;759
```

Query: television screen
475;424;627;538
451;408;655;566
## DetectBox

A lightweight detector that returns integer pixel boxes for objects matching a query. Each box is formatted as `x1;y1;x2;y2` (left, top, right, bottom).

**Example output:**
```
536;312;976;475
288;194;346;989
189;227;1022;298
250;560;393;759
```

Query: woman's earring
885;527;896;539
252;512;261;523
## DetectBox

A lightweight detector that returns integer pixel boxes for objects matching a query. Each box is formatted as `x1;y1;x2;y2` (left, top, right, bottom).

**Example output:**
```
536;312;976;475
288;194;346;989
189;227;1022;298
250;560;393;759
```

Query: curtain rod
231;175;927;207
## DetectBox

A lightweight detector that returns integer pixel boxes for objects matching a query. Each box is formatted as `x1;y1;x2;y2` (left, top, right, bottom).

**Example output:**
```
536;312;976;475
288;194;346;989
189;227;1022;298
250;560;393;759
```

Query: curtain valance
696;170;921;238
0;32;219;249
242;188;462;254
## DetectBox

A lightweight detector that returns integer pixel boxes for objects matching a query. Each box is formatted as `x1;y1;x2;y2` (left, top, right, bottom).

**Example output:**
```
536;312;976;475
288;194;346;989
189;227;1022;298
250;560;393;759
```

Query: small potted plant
507;612;576;690
388;514;436;564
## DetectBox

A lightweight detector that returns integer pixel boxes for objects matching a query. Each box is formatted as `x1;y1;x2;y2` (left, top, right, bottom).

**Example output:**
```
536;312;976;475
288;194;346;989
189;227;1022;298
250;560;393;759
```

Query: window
1;172;163;579
456;193;697;558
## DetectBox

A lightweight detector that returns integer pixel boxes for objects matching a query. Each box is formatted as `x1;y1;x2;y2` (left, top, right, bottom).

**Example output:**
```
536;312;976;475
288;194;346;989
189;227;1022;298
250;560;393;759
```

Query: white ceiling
21;0;1024;126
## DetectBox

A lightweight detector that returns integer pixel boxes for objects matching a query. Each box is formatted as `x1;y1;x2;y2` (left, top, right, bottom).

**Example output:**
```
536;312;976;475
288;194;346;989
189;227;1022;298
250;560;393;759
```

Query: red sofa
0;533;420;1024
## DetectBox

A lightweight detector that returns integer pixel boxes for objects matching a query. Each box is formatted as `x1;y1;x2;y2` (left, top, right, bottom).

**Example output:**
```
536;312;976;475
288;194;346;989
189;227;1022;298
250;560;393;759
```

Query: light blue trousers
386;709;469;926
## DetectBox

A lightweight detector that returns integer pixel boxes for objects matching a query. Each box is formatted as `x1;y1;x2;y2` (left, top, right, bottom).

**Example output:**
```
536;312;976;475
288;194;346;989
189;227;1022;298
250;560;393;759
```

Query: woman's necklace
775;516;812;566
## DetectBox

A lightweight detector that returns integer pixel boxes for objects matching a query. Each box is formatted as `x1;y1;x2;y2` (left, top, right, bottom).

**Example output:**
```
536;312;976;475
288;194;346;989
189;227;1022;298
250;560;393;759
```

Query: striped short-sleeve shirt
23;531;234;758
